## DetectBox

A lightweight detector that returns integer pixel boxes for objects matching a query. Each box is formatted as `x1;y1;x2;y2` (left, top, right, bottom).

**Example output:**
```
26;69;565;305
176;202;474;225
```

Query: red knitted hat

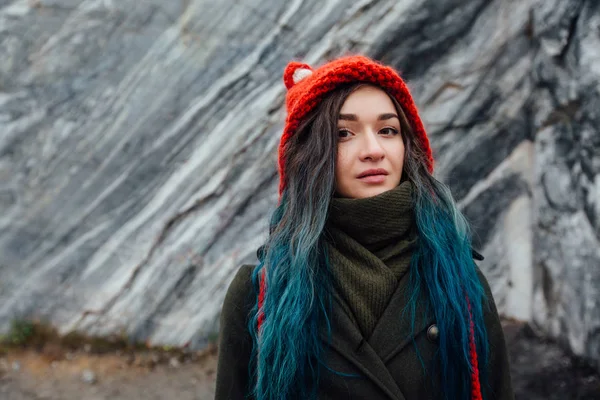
278;54;434;196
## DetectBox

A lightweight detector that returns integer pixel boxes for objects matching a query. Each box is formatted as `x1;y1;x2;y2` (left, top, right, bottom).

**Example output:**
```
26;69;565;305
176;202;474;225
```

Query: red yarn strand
257;269;266;333
466;295;483;400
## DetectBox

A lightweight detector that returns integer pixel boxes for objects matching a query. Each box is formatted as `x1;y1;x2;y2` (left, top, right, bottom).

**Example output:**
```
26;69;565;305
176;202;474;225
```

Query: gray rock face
0;0;599;368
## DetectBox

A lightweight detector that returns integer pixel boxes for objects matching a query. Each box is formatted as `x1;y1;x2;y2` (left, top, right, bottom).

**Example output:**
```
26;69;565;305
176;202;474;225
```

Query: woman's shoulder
221;264;256;323
473;263;495;303
228;264;255;293
471;263;504;331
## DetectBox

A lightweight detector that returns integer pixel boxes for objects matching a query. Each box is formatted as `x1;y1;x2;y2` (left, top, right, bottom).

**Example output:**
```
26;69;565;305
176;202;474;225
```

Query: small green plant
0;319;56;348
6;319;35;346
0;318;198;360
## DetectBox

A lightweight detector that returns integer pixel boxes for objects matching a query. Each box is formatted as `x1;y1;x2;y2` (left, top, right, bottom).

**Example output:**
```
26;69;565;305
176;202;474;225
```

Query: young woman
215;55;514;400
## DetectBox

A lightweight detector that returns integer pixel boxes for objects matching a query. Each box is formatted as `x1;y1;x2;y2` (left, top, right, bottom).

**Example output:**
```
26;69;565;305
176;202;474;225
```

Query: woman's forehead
339;86;398;122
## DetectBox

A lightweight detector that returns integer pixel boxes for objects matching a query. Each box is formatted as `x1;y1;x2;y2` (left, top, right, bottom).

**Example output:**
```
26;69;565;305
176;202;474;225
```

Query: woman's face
335;85;405;199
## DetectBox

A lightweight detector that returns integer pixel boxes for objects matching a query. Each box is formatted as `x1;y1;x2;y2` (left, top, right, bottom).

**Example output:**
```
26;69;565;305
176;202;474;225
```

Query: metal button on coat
427;324;439;342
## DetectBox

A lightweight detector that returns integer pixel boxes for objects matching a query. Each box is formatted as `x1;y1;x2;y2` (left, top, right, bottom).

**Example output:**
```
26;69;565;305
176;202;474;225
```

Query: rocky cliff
1;0;598;368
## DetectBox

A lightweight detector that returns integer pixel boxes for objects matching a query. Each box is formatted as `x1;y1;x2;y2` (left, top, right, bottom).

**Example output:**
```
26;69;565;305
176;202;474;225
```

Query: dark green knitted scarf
324;180;417;338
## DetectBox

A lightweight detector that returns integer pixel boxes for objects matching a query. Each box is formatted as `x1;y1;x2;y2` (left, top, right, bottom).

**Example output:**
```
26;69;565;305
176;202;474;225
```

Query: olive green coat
215;264;514;400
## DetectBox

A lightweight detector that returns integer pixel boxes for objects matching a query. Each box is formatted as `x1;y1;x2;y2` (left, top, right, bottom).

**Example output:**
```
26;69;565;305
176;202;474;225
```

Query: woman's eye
338;129;351;138
380;127;399;135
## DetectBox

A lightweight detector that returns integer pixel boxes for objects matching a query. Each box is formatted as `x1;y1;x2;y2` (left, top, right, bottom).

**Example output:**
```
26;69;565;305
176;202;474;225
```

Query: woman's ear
283;61;314;89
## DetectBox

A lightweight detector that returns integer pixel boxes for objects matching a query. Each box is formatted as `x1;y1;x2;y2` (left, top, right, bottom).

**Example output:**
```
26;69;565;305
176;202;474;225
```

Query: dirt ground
0;321;598;400
0;345;218;400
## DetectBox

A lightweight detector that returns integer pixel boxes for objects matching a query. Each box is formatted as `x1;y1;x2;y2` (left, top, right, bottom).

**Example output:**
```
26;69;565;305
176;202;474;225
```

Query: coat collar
320;275;434;400
367;275;434;363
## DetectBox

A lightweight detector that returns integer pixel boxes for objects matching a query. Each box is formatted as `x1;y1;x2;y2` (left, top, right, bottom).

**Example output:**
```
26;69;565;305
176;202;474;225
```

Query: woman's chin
346;185;395;199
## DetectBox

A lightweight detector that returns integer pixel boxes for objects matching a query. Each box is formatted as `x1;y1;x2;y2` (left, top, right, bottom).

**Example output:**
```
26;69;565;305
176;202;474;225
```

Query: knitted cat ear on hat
277;55;434;197
283;61;314;89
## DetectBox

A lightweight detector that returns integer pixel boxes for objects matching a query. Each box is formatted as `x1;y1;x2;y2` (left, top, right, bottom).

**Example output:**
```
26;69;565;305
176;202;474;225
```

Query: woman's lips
358;174;387;184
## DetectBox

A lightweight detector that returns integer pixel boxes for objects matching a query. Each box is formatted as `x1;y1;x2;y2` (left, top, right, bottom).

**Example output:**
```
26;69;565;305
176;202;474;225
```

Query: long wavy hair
249;82;491;400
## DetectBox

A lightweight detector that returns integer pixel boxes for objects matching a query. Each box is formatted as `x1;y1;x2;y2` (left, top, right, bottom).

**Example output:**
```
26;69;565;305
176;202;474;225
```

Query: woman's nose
359;131;385;161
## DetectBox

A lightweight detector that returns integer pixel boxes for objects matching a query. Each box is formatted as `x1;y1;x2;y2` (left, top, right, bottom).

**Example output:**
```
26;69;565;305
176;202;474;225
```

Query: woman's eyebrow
338;113;399;121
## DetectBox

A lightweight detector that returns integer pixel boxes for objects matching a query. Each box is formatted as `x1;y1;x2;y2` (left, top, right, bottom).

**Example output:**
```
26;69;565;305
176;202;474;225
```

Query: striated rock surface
0;0;599;369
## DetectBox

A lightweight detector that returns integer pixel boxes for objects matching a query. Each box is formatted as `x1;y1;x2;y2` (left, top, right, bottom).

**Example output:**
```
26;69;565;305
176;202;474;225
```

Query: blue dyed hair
407;176;491;400
249;83;491;400
248;89;341;400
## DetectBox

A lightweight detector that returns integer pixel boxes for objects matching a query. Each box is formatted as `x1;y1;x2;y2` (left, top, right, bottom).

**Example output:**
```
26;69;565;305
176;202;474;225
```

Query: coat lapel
320;291;406;400
367;275;434;364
